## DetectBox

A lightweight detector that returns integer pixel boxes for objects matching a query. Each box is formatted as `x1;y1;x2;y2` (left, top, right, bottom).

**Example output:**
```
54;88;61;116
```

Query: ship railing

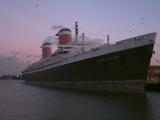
116;34;152;47
52;47;106;66
54;42;130;65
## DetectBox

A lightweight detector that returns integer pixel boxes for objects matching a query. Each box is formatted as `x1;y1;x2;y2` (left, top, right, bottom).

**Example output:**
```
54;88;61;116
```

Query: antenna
107;34;110;44
27;60;30;67
75;22;78;42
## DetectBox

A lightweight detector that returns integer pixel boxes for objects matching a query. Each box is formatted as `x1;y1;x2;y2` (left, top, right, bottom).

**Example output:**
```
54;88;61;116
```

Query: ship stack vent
56;28;72;45
41;42;52;59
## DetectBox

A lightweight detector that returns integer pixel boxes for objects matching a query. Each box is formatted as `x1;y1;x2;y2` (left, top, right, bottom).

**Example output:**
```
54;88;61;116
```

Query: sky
0;0;160;75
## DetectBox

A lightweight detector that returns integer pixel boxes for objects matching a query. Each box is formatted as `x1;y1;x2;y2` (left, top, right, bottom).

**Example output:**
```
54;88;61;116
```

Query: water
0;80;160;120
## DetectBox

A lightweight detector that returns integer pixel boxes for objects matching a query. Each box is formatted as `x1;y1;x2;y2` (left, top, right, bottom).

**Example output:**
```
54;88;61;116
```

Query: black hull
23;44;153;82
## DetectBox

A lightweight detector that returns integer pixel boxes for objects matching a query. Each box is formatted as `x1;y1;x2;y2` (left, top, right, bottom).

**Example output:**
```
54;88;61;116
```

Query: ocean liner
22;22;157;92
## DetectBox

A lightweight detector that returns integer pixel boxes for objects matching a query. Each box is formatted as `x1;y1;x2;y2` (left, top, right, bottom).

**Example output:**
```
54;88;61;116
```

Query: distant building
0;75;22;80
0;75;13;80
148;65;160;83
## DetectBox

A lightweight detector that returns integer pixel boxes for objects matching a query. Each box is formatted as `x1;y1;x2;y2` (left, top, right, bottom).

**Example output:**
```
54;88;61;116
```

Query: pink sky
0;0;160;74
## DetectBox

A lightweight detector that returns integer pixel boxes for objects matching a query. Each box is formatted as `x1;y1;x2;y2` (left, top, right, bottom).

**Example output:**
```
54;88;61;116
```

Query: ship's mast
27;60;30;67
82;33;85;53
75;22;78;42
107;34;110;44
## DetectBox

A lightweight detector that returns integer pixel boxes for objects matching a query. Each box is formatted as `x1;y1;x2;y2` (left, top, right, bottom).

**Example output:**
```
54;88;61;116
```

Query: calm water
0;80;160;120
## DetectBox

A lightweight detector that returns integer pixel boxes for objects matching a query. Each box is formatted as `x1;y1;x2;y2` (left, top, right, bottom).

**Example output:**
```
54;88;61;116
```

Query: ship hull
23;44;153;92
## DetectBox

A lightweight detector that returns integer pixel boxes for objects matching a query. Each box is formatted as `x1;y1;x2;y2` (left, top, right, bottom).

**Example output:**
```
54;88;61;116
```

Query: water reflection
0;80;159;120
146;92;160;120
53;91;151;120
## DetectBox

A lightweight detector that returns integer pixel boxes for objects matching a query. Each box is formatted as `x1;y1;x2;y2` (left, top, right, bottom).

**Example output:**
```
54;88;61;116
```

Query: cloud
0;55;25;75
9;49;41;59
51;25;64;30
43;36;58;45
26;54;32;58
76;35;105;45
33;55;41;58
34;4;39;7
10;50;24;56
26;54;41;58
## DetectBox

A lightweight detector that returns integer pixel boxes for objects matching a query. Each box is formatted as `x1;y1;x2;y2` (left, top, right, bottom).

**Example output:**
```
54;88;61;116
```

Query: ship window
63;51;69;54
51;53;57;57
